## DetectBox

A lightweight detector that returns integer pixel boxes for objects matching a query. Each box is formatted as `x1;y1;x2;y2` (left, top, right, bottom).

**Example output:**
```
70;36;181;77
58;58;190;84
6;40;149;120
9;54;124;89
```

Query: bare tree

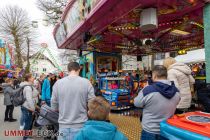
59;49;78;63
25;30;36;74
0;6;31;69
36;0;67;25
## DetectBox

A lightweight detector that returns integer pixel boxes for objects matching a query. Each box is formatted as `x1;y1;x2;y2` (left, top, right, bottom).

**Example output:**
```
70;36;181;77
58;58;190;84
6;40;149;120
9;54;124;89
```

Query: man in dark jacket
134;65;180;140
13;75;21;89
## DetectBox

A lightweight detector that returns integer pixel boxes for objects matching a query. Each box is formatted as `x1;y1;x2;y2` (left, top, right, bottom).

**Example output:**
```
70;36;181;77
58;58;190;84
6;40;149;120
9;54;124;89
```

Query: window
170;52;178;58
155;53;165;60
43;68;47;72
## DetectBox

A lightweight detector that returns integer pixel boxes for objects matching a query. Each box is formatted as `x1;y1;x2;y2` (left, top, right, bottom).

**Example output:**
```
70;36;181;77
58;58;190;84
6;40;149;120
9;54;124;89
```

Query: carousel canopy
54;0;207;55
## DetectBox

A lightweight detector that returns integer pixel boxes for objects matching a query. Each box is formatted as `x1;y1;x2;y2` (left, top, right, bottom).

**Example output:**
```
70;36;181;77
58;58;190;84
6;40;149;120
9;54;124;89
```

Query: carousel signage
55;0;101;45
55;23;67;46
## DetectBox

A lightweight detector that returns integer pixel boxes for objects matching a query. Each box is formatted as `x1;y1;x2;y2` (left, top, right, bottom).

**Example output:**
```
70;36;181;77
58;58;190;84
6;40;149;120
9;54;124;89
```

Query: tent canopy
175;49;205;64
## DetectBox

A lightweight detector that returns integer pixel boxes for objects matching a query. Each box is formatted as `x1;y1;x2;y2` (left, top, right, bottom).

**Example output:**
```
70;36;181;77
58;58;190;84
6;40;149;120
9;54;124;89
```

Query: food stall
0;38;15;91
0;38;15;77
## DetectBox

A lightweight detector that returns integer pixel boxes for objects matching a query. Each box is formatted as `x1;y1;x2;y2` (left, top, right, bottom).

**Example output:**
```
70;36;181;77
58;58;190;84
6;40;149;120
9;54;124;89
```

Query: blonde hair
5;78;13;84
24;73;33;82
163;57;176;69
88;96;110;121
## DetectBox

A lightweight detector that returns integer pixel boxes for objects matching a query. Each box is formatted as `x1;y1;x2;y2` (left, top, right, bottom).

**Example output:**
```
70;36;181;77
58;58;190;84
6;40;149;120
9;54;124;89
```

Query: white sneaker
20;125;24;130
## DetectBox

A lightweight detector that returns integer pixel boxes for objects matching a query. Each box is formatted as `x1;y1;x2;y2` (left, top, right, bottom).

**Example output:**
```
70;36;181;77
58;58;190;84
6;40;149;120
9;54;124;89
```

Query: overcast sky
0;0;63;63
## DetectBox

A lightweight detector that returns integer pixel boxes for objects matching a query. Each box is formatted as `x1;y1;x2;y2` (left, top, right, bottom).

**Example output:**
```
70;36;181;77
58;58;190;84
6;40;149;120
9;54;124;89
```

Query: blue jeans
21;107;32;140
46;100;51;107
20;109;24;127
141;130;169;140
58;128;81;140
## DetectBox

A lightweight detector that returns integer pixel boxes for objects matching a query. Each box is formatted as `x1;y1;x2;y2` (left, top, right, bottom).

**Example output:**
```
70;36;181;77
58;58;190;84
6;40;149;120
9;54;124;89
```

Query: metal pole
204;3;210;83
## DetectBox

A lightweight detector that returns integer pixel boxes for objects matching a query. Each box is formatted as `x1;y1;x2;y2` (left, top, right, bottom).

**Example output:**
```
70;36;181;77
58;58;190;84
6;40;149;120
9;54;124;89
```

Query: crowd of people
1;57;199;140
1;72;61;139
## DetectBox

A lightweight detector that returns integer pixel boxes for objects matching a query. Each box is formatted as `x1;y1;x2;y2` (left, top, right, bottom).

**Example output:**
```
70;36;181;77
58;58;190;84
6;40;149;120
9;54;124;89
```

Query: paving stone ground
0;93;142;140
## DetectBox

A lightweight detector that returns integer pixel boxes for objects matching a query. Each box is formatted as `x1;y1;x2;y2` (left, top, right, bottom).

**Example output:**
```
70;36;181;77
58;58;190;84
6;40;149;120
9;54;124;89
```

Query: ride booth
79;51;122;82
79;52;132;110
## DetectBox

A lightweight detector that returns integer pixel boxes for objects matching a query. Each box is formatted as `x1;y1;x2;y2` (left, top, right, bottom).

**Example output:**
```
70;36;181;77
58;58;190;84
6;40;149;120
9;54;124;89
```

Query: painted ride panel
160;112;210;140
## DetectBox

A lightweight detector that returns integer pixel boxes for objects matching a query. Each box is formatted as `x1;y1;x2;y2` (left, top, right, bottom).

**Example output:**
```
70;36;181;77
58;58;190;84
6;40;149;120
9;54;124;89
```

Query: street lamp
32;21;38;28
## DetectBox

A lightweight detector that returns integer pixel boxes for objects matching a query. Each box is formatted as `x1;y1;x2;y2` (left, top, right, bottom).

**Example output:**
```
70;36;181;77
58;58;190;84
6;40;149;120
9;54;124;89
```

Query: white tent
175;49;205;64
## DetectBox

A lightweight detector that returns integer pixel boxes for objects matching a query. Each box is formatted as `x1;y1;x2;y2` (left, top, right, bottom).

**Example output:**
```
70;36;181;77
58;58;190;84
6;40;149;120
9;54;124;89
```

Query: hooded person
74;96;128;140
41;74;52;106
2;78;17;122
163;57;195;113
134;65;180;140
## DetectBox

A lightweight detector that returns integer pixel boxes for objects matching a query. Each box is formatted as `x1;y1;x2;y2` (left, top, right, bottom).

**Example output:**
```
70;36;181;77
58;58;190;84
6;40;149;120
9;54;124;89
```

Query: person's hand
35;105;40;110
28;109;34;113
41;101;46;105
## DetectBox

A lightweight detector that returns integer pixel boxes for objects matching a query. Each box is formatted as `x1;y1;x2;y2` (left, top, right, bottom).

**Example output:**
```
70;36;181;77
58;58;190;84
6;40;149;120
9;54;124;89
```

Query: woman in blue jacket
41;75;51;106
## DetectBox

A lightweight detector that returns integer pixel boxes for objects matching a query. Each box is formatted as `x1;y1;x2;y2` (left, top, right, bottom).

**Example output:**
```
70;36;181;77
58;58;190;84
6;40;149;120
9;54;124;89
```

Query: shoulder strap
23;85;33;91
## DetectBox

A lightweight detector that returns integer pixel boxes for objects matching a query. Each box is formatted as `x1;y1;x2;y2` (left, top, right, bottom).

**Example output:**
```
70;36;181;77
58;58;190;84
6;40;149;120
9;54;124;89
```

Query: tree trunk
14;35;23;68
25;37;30;74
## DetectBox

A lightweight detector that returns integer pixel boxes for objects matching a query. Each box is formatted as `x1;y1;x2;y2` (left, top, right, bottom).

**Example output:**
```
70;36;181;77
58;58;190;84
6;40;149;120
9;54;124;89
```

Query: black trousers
5;105;14;119
175;108;188;114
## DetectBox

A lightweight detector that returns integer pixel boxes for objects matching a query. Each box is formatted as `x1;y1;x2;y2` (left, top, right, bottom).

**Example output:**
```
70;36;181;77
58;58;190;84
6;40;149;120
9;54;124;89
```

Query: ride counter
160;111;210;140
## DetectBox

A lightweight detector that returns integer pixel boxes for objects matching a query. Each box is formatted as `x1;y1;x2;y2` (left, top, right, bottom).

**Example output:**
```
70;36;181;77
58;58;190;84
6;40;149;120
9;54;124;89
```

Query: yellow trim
195;76;206;80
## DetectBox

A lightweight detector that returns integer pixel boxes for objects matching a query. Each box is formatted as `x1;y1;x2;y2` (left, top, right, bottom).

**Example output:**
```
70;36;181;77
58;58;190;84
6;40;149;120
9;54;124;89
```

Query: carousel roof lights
171;29;190;36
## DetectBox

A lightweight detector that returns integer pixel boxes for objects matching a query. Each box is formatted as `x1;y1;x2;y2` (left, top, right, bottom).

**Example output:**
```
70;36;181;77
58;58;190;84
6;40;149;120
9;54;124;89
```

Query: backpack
10;85;33;107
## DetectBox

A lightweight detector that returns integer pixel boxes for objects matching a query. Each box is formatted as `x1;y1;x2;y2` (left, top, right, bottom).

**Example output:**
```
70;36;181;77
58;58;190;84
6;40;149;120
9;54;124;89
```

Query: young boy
74;96;128;140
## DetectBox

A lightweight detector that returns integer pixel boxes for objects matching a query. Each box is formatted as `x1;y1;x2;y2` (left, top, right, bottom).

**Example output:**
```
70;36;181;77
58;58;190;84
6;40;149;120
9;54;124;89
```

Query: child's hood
80;120;118;140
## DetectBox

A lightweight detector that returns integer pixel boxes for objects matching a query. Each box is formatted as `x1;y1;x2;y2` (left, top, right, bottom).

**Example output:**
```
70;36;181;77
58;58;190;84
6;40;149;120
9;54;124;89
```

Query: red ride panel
167;111;210;138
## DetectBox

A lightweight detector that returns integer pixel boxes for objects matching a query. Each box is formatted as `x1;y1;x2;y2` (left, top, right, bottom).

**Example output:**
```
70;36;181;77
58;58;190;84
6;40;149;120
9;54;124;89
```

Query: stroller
35;104;59;140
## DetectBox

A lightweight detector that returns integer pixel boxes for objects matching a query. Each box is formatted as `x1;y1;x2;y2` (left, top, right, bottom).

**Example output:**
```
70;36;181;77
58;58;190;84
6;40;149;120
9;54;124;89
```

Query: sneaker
34;122;41;127
8;119;17;122
20;125;24;130
26;137;34;140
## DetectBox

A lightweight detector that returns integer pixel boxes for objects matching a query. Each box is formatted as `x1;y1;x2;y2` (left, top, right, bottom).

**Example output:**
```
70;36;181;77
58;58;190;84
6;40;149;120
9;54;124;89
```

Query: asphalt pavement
0;93;22;140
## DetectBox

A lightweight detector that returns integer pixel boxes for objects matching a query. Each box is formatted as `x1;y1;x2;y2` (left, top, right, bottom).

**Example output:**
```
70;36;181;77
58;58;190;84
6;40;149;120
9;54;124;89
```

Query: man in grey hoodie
134;65;180;140
51;62;95;140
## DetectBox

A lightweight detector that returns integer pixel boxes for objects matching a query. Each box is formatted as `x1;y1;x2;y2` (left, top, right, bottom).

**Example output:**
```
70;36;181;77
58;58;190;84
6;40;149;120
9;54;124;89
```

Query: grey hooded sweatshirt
134;80;180;134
